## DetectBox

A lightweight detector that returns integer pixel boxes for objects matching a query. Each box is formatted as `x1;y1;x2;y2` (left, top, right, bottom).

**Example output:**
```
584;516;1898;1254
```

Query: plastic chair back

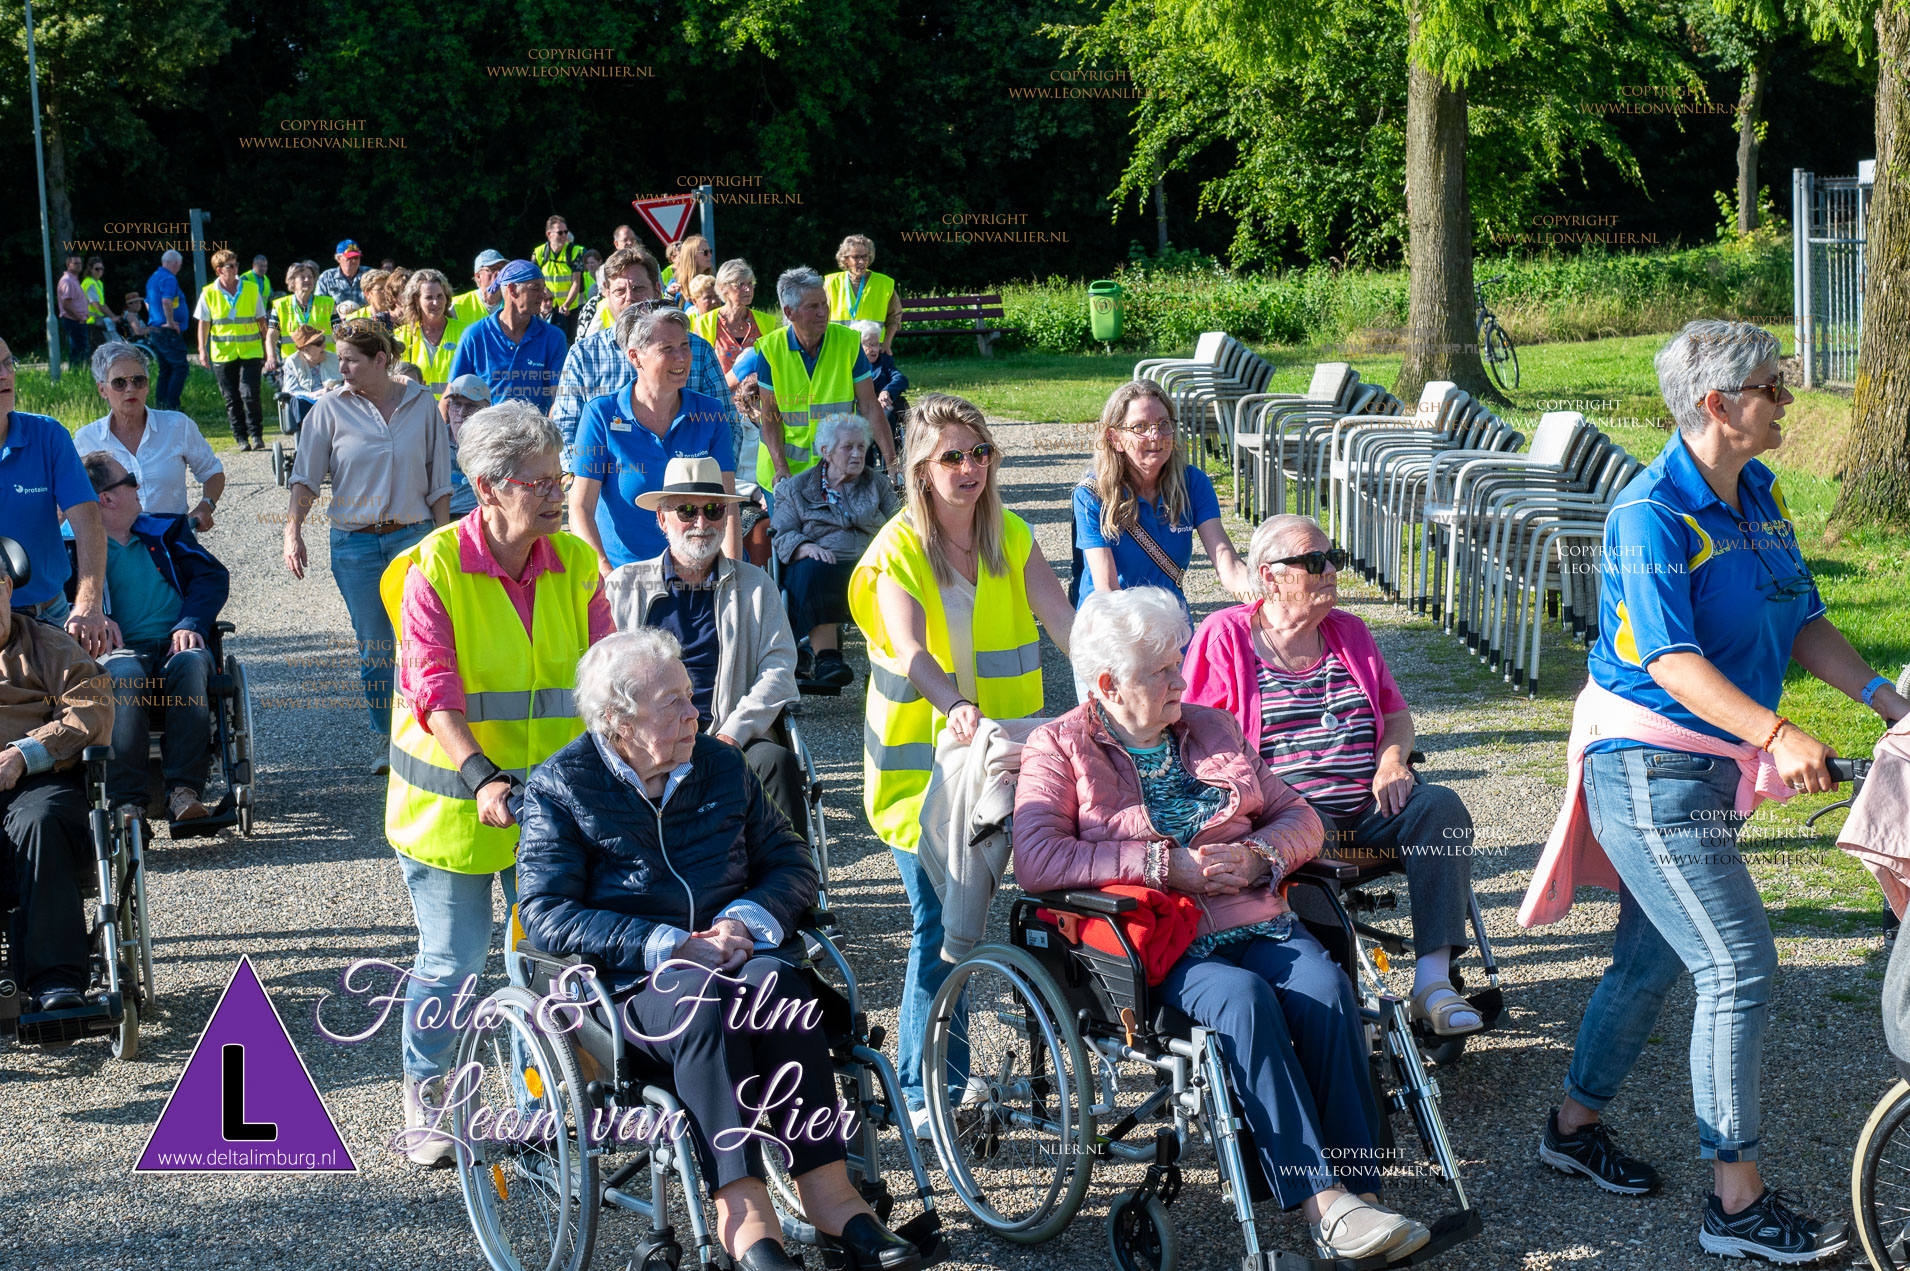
1307;361;1355;402
1529;413;1588;466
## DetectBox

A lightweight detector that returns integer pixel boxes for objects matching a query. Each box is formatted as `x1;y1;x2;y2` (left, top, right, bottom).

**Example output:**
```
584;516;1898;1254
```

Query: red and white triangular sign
631;195;697;246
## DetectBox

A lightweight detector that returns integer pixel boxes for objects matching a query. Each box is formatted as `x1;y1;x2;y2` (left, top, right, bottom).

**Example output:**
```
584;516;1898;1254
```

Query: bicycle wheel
1854;1079;1910;1270
1484;322;1520;391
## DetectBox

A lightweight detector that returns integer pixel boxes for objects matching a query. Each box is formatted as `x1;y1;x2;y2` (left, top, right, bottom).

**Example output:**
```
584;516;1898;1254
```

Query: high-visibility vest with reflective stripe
848;511;1043;851
754;323;860;487
82;276;106;325
380;526;599;873
536;243;584;311
690;307;780;349
825;271;895;324
399;315;471;396
273;293;337;357
199;281;268;361
452;288;497;327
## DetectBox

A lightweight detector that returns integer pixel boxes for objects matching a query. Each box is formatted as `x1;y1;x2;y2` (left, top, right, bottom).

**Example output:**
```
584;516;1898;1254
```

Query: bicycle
1476;275;1520;391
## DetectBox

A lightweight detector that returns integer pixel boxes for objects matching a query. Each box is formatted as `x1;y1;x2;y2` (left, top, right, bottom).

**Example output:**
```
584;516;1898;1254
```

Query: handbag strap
1121;505;1185;589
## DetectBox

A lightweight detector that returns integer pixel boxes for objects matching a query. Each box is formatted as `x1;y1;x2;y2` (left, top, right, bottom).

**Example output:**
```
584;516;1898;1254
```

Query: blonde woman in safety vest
394;269;469;398
848;392;1074;1131
379;399;613;1167
195;249;271;449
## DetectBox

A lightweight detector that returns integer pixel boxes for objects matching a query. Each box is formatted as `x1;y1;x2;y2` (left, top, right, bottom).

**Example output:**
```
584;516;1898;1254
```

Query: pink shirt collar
453;508;565;583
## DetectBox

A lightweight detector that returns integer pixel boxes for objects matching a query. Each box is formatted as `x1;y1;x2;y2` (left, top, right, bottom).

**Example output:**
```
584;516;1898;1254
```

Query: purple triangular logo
135;956;356;1172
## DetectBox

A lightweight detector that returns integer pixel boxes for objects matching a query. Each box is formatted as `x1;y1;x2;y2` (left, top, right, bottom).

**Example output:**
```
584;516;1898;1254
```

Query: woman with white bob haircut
771;411;900;687
1014;586;1431;1262
514;629;928;1271
75;339;225;528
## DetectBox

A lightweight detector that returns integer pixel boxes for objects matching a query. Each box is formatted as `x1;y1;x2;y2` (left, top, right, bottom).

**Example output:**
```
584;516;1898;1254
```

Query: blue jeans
101;642;214;805
893;846;967;1110
397;851;518;1083
59;317;91;366
13;594;72;629
328;522;432;736
149;328;189;411
1156;927;1384;1208
1567;747;1775;1162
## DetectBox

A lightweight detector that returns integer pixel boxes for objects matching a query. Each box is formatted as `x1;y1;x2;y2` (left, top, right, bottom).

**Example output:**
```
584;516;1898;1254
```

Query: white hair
456;400;561;487
161;250;182;267
1655;319;1781;437
848;319;883;344
776;265;825;313
1071;587;1190;694
1248;514;1327;574
618;304;690;355
90;340;151;383
715;258;755;290
814;412;871;454
575;630;684;738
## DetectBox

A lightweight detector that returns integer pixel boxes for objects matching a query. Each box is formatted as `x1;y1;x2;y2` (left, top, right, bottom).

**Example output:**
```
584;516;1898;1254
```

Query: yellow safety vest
825;271;895;325
273;293;337;357
690;307;781;349
849;511;1044;851
382;526;600;873
536;243;584;312
399;314;471;396
240;270;272;301
82;277;107;325
754;323;861;487
452;288;497;327
199;281;268;362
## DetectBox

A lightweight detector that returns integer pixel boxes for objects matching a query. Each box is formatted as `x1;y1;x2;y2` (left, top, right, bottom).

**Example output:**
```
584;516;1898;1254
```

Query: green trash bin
1089;279;1124;342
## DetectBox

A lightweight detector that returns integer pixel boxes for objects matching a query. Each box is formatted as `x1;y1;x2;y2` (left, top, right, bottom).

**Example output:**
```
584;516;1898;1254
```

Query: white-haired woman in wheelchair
515;629;925;1271
1184;513;1482;1038
1014;586;1432;1263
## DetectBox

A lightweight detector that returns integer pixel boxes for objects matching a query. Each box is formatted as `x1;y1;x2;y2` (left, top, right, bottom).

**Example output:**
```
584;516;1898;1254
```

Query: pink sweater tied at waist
1517;680;1794;929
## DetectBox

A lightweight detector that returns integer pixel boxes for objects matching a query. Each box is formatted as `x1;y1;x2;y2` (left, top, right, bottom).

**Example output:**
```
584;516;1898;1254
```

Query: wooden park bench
899;293;1005;357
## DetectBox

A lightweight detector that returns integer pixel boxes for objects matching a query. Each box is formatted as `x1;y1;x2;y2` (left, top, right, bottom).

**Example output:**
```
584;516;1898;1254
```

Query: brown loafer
167;786;209;821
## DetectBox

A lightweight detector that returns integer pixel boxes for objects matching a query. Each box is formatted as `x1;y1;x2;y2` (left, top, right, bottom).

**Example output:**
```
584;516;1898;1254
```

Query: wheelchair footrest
18;994;122;1046
168;797;240;840
1261;1206;1481;1271
796;677;846;697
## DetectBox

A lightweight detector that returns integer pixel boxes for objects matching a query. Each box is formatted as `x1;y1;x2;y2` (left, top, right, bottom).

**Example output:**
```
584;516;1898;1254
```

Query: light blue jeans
328;522;431;735
1567;747;1776;1162
397;851;518;1084
893;846;968;1111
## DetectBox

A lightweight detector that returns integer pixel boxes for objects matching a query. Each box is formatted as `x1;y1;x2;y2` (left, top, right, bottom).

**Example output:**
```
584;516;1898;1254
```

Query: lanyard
846;272;868;316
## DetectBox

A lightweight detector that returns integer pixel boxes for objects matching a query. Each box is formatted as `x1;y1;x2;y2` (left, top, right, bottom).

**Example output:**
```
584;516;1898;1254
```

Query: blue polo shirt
145;267;187;333
1587;430;1826;751
2;412;96;608
1072;467;1222;614
446;312;569;413
569;386;735;568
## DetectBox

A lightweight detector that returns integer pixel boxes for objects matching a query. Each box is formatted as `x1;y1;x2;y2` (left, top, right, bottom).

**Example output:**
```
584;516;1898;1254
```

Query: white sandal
1411;981;1484;1036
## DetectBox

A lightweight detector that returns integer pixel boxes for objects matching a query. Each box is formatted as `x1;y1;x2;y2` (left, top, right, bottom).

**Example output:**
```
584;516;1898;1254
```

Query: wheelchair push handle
1805;756;1872;828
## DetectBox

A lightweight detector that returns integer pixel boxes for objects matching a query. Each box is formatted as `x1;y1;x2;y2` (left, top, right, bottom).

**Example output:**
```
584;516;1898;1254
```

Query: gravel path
3;418;1890;1271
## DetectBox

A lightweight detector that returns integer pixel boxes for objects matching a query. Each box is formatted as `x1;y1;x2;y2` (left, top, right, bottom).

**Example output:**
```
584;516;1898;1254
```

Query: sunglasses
1272;548;1349;575
934;442;996;468
109;374;149;391
1719;371;1787;403
99;473;140;495
501;473;572;500
671;502;730;523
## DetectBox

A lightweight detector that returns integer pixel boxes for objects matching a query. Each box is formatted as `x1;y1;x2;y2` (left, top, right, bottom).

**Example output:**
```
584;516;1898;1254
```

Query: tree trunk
45;79;73;254
1832;2;1910;529
1736;46;1771;236
1395;9;1495;404
1154;174;1169;254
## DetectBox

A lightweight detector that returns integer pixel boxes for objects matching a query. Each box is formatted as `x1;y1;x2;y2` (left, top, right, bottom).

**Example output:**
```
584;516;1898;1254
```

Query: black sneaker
795;646;815;680
1538;1108;1661;1195
1700;1189;1850;1263
814;649;854;687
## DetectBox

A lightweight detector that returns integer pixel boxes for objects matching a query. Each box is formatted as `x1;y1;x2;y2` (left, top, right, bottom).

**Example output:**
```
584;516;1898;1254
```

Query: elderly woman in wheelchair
508;629;930;1271
1007;586;1432;1263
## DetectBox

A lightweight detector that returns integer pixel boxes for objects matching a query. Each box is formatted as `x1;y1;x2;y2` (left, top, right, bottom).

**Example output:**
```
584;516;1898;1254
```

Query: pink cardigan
1837;726;1910;920
1182;603;1408;755
1012;701;1323;938
1517;680;1794;928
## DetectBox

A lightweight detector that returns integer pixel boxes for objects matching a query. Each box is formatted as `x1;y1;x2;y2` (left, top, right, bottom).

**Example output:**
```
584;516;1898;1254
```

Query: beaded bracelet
1760;716;1790;752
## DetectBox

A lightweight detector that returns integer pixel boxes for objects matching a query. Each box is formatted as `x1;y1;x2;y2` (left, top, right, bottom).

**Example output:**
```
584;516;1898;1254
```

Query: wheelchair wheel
453;986;598;1271
120;816;156;1010
1107;1192;1177;1271
114;991;139;1061
1854;1079;1910;1270
226;655;257;834
923;943;1094;1243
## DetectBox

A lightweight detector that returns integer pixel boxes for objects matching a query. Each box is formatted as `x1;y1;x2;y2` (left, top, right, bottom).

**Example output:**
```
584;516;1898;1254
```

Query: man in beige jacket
603;457;803;821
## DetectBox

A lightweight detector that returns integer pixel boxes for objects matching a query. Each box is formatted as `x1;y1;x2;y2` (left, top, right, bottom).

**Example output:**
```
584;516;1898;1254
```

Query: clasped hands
1164;841;1269;895
673;917;755;972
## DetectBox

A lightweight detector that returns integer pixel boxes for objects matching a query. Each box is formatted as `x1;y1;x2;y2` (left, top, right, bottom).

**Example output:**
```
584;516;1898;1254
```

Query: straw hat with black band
634;456;752;513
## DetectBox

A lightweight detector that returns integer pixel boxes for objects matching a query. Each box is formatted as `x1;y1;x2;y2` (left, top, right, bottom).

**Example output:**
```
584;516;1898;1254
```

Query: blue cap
335;239;361;256
488;259;541;298
473;249;507;271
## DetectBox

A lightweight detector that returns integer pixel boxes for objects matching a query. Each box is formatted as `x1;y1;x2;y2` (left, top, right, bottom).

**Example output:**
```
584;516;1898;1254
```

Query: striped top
1255;650;1376;818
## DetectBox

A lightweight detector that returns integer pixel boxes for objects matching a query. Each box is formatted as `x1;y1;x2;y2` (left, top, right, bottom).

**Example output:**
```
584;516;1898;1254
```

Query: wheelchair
452;905;951;1271
0;744;157;1061
919;759;1493;1270
272;386;305;489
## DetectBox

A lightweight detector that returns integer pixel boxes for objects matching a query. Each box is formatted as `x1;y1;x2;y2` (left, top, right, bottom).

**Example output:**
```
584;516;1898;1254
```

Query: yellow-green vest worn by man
849;510;1044;851
199;279;269;362
82;276;107;328
536;242;584;314
825;270;895;325
274;292;337;357
381;524;600;874
452;288;498;328
754;322;861;488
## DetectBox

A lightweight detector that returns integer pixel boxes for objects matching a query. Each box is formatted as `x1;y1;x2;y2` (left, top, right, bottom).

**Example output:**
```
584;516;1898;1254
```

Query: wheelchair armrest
82;745;111;764
216;621;236;634
1409;749;1425;767
512;941;610;976
805;906;834;929
1291;857;1362;884
1029;889;1139;915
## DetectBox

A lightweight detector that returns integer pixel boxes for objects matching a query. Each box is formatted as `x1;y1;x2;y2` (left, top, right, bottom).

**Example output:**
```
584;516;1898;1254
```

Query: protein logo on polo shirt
14;484;51;495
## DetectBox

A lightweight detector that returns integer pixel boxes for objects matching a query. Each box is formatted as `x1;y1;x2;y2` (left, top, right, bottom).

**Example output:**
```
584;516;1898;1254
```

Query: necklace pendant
1320;709;1340;730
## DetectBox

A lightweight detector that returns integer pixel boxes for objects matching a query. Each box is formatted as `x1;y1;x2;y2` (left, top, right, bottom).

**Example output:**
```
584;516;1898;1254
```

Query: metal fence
1793;168;1869;388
